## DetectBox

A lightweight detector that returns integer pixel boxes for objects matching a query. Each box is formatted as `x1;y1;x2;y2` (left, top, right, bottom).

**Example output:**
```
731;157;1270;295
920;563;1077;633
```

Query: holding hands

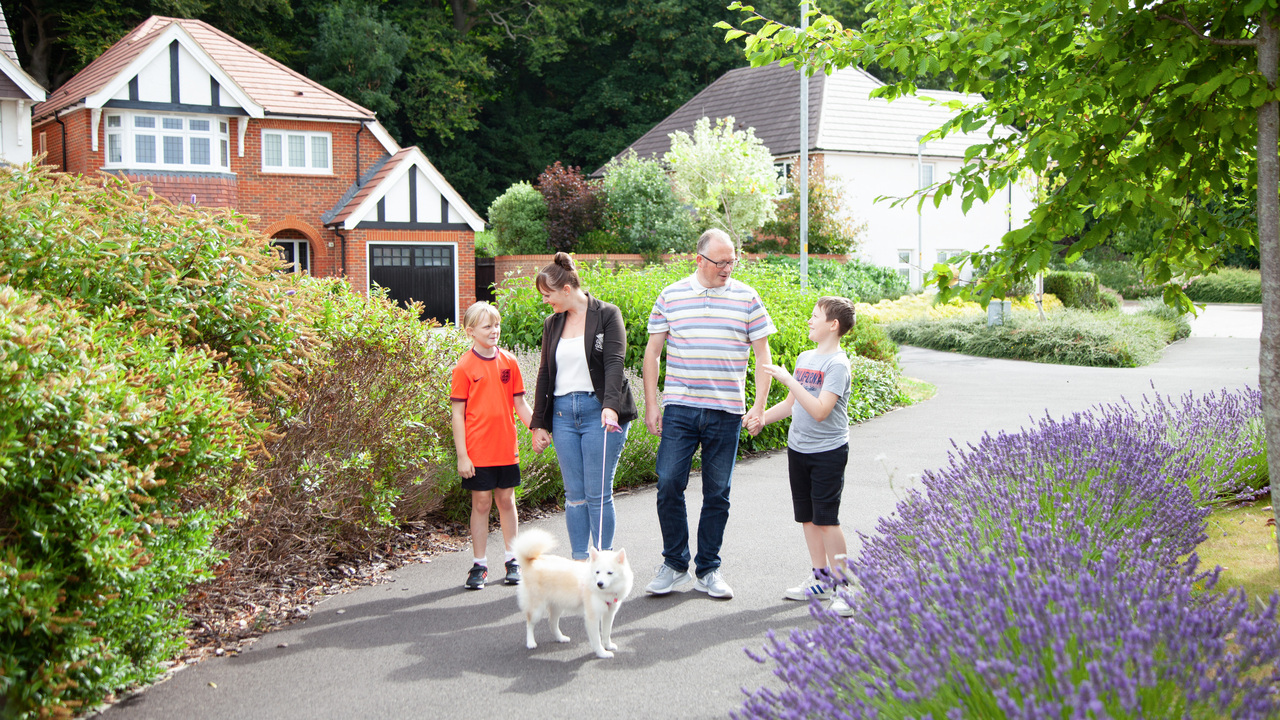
531;427;552;454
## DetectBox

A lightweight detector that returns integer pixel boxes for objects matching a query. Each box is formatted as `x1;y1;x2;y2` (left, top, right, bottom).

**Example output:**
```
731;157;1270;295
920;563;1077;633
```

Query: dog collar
606;596;619;608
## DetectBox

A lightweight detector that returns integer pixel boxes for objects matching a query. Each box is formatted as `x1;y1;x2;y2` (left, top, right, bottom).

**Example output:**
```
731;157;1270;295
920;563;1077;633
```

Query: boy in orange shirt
451;301;533;589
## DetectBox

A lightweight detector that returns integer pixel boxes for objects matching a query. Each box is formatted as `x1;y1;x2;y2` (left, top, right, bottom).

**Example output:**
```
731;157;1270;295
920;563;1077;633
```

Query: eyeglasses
698;253;737;270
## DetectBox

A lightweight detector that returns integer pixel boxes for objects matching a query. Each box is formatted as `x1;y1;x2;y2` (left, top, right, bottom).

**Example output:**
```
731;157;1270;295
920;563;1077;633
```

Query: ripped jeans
551;391;630;559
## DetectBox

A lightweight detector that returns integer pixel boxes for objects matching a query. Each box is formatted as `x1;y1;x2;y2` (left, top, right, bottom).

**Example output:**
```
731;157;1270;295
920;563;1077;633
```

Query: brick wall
493;252;849;292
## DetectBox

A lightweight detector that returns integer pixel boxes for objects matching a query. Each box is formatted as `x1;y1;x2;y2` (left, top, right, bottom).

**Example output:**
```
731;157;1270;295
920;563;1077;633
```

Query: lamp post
917;135;924;291
799;1;809;289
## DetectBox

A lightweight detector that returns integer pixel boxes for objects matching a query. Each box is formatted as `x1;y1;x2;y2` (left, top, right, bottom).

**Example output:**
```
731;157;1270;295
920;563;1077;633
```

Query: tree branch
1156;13;1259;46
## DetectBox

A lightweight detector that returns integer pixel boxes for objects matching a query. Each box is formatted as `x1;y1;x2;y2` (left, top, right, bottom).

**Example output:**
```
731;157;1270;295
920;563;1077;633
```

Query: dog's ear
615;548;626;563
588;547;598;561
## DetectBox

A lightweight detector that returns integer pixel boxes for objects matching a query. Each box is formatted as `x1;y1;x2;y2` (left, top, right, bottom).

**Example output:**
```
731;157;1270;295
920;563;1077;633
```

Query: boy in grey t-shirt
748;296;857;616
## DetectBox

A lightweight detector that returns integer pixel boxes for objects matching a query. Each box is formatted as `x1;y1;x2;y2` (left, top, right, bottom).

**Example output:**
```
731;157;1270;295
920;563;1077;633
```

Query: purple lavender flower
738;389;1280;720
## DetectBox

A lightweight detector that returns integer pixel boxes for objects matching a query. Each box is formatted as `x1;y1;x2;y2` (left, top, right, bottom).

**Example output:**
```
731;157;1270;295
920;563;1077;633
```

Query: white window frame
937;249;962;264
897;249;914;284
774;159;794;197
919;162;936;190
260;129;332;175
272;239;310;275
103;111;231;173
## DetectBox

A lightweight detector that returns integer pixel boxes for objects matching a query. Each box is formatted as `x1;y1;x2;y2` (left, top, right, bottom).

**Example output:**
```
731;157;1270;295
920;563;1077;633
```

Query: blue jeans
655;403;741;577
552;392;630;560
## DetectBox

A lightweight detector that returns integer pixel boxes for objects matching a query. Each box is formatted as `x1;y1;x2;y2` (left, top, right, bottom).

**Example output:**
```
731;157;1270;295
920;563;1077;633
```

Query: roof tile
34;16;374;122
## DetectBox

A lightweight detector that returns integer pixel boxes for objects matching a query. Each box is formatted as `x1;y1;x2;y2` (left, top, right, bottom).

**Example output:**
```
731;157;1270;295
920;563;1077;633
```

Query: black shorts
787;445;849;526
462;463;521;492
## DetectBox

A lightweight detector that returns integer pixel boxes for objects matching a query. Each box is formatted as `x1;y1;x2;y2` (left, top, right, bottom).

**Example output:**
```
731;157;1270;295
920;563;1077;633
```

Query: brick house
31;15;481;324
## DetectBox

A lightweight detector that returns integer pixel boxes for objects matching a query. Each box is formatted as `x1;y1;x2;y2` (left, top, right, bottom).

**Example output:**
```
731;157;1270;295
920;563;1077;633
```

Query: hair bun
554;252;575;271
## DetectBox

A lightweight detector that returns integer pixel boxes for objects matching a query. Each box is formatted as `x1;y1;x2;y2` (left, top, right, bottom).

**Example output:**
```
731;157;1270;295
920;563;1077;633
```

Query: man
642;228;775;600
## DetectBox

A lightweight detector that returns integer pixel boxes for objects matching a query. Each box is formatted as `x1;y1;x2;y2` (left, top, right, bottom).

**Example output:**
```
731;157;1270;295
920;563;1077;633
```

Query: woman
530;252;638;560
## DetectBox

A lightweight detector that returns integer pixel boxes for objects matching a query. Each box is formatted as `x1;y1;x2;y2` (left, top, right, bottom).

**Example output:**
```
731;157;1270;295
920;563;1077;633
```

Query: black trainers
504;559;521;585
464;563;487;590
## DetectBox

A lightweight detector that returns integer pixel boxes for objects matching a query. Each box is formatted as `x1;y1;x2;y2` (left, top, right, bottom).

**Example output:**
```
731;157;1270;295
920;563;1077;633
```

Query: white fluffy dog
512;528;634;659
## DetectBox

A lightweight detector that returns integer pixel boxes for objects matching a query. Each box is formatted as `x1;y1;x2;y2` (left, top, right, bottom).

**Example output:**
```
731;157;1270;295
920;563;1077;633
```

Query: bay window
104;112;230;172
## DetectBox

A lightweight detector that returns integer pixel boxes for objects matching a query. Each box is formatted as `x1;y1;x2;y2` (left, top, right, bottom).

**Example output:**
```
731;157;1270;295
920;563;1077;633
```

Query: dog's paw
554;633;570;643
526;640;537;649
605;642;618;651
594;649;615;659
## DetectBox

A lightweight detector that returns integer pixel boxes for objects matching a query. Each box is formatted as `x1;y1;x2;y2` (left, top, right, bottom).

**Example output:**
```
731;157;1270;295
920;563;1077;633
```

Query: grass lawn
899;376;937;404
1197;500;1280;609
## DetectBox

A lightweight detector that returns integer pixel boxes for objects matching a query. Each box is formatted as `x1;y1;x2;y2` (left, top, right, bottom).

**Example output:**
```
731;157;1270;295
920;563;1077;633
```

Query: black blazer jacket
530;295;638;431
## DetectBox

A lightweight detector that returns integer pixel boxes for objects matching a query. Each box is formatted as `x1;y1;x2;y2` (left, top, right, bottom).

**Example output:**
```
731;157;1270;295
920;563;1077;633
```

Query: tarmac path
94;305;1262;720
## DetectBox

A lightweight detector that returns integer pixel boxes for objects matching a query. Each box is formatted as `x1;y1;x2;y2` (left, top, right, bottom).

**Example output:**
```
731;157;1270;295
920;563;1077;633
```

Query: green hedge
1043;271;1120;310
496;256;908;453
1184;268;1262;303
0;166;306;718
887;303;1191;368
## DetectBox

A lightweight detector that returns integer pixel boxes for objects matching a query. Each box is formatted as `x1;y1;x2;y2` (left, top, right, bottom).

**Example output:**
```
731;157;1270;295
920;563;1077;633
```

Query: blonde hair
462;301;501;329
535;252;581;294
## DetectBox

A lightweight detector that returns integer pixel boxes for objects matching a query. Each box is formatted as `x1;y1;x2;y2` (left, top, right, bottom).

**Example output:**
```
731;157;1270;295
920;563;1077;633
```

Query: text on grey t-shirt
787;349;852;454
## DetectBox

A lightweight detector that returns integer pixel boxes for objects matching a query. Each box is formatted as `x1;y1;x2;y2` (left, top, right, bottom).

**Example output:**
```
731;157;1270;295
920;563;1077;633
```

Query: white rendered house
607;63;1033;289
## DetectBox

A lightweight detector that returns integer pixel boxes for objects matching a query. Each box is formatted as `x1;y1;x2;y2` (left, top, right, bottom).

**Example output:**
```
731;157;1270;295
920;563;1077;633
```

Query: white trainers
829;589;855;617
645;564;694;595
693;569;734;599
784;575;833;601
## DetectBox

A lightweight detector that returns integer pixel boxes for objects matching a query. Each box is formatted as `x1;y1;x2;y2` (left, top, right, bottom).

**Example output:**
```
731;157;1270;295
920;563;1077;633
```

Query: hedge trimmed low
888;303;1190;368
1044;270;1121;310
1184;267;1262;304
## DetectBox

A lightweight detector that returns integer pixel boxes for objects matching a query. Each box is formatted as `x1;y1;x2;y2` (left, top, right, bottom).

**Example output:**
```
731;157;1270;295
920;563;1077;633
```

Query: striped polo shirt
648;274;775;414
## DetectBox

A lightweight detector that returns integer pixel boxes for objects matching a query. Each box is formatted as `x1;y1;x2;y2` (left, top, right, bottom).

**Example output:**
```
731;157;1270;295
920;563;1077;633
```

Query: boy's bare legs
494;486;519;552
470;490;494;559
802;522;849;569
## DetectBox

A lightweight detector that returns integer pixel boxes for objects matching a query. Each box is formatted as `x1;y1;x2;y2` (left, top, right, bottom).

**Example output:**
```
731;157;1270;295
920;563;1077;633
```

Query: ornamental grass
739;388;1280;720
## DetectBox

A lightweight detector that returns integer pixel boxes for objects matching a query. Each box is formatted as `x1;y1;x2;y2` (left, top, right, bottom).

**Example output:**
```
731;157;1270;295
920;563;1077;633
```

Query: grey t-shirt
787;349;852;454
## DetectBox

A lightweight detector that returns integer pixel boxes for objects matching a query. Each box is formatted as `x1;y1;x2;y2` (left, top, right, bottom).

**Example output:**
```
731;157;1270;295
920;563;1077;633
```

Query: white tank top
554;335;595;395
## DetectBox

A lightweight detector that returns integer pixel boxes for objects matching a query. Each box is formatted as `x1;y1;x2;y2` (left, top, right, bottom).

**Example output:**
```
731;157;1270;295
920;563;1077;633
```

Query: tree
307;1;408;121
753;161;865;255
536;161;599;252
664;115;777;249
487;181;550;255
721;0;1280;565
600;150;694;259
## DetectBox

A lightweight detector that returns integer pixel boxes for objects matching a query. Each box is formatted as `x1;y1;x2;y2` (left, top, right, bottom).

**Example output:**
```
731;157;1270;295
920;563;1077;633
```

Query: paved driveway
95;306;1262;720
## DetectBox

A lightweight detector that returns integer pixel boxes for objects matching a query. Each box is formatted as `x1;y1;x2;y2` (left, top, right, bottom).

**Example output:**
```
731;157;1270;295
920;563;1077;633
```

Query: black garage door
369;244;456;325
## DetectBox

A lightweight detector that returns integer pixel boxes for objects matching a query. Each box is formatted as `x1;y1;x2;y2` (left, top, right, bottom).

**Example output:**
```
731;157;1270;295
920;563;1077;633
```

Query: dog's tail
512;527;556;567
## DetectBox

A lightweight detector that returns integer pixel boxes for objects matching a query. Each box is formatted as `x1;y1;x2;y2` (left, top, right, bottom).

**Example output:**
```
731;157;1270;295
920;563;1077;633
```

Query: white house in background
605;62;1033;289
0;9;45;164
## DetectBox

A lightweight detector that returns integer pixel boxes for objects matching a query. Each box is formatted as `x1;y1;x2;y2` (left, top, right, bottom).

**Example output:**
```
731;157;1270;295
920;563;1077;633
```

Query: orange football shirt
450;348;525;467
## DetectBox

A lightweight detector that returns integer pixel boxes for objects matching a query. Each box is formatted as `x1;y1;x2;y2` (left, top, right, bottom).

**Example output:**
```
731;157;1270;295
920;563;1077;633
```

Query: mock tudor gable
0;9;45;164
325;147;484;232
31;15;478;325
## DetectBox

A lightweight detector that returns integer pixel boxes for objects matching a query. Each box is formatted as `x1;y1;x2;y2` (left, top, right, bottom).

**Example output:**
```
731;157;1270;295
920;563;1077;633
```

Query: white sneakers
693;569;734;599
646;564;734;599
645;564;694;594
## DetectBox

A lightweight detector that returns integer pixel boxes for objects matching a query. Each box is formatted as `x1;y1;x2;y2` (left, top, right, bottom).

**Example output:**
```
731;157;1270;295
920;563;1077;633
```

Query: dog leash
599;414;621;552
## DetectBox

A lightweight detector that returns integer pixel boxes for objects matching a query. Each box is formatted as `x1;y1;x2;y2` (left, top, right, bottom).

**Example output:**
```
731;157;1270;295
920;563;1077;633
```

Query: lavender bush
739;389;1280;719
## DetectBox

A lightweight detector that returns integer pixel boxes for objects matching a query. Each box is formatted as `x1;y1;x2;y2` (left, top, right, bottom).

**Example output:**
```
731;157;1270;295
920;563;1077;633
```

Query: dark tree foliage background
4;0;892;213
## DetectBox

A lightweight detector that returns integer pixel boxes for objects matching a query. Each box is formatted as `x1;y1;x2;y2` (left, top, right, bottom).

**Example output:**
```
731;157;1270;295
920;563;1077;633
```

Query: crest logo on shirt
501;369;511;384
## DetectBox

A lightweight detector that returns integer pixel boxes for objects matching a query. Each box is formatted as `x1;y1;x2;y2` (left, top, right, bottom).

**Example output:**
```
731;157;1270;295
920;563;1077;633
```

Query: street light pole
917;135;924;291
799;1;809;289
